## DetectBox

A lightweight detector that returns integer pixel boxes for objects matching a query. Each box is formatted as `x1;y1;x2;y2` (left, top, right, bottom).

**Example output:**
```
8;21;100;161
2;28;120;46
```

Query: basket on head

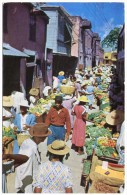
17;134;30;147
60;85;75;95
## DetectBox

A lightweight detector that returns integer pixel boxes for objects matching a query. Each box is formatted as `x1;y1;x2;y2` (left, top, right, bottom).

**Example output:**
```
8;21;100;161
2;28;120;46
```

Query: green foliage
101;27;121;48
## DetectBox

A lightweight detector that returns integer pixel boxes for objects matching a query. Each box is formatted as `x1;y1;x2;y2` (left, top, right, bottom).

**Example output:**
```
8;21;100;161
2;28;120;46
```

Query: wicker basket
17;134;30;146
60;85;75;95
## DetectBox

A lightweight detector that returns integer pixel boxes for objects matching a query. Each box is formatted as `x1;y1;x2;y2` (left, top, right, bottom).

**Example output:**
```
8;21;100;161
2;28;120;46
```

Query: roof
3;43;29;57
40;5;72;26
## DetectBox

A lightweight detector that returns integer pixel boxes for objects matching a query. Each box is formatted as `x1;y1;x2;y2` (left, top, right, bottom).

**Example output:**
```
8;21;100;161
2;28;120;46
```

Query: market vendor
42;86;52;99
45;95;71;145
13;99;36;132
80;81;94;110
29;88;40;108
57;71;65;83
3;96;15;128
106;110;124;164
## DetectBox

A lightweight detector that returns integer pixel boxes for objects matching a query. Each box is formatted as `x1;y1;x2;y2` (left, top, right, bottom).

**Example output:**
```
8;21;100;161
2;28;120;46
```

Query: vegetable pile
86;126;112;139
2;126;16;140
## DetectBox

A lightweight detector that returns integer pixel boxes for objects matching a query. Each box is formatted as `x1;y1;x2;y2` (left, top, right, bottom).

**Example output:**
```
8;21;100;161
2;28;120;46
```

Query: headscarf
43;86;52;97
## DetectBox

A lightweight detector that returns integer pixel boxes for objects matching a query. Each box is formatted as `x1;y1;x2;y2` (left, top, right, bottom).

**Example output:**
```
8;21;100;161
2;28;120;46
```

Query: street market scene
2;2;125;194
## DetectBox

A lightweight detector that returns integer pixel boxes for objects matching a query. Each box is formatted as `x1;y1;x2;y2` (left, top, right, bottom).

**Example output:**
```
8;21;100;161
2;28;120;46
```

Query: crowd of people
2;64;125;193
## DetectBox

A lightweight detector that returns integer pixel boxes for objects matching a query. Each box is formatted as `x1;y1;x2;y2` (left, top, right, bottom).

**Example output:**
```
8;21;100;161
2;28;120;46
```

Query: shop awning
23;48;36;56
3;43;29;57
23;48;37;67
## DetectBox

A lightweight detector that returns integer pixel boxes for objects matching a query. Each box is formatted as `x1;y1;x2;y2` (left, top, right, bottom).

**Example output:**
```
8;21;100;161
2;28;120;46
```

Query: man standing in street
45;96;71;145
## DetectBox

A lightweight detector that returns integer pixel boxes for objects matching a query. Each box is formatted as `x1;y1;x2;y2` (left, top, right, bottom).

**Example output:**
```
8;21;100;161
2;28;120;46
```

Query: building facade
3;3;49;97
117;24;124;87
40;5;78;76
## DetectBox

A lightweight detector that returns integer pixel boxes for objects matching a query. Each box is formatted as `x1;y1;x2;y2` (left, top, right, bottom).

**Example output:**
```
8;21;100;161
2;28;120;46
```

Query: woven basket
60;85;75;95
17;134;30;146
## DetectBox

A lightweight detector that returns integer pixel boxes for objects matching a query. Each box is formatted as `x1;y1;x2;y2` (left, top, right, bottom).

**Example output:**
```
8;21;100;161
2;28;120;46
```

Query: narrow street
6;105;99;193
2;2;125;194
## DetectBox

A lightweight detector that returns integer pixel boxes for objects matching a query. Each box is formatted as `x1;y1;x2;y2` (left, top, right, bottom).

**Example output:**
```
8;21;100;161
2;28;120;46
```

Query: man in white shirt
3;123;51;193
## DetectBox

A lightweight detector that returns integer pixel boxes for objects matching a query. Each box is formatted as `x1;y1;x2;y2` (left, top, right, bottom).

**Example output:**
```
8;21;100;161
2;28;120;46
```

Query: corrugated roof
23;48;36;56
3;43;29;57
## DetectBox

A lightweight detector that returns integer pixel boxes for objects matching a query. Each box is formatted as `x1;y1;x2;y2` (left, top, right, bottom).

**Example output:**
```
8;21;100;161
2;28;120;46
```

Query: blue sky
47;2;124;41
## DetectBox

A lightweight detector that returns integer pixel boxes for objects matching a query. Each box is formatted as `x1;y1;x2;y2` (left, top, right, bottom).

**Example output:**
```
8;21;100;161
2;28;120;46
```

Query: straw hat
29;123;51;137
20;100;30;108
3;96;13;107
106;110;124;125
63;95;73;100
29;88;39;96
48;140;70;155
78;96;89;102
59;71;64;76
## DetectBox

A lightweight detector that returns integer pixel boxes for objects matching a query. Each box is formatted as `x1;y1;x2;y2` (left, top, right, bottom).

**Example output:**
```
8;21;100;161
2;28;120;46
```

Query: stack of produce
28;104;46;117
86;126;112;139
28;98;55;116
85;126;119;159
88;111;106;127
2;126;16;140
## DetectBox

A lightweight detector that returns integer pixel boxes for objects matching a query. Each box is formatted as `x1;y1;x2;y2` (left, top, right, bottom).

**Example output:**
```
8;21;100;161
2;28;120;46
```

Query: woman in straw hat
3;123;51;193
71;96;89;155
33;140;73;193
29;88;40;108
3;96;15;128
80;81;95;110
57;71;65;83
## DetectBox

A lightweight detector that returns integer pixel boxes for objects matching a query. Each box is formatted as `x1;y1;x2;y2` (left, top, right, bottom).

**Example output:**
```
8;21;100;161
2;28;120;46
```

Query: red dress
72;104;86;147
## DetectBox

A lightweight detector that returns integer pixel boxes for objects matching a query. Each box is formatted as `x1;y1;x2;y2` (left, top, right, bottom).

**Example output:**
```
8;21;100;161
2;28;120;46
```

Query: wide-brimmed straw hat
29;123;51;137
48;140;70;155
106;110;124;125
20;100;30;108
29;88;39;96
59;71;64;76
3;96;13;107
78;96;89;102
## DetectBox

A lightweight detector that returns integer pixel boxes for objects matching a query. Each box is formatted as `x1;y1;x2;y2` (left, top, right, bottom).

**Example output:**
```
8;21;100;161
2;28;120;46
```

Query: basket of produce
28;105;46;117
60;85;75;95
17;133;30;147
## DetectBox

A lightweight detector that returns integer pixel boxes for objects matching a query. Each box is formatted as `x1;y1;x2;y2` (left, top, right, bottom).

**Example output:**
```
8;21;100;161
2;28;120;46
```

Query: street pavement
6;104;99;193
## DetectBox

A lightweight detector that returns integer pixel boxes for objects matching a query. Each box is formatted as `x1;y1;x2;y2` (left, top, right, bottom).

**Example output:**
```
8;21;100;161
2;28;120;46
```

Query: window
29;14;36;42
3;4;8;33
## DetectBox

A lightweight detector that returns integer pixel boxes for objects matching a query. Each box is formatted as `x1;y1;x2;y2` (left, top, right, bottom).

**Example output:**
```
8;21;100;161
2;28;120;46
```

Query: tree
101;27;121;49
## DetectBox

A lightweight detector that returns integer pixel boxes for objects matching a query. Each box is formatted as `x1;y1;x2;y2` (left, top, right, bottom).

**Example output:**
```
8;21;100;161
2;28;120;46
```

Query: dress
33;161;73;193
15;138;41;193
62;97;76;129
72;105;87;147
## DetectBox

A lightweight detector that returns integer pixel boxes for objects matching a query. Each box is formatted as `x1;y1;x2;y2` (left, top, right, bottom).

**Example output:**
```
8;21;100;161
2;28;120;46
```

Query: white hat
63;95;73;100
20;100;30;107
